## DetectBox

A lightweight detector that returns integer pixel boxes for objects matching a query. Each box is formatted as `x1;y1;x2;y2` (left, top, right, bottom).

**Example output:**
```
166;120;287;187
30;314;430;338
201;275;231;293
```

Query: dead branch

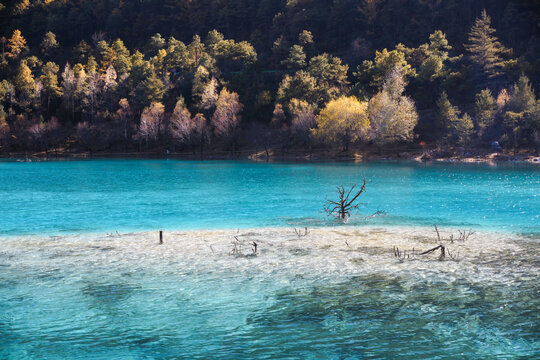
230;236;258;257
365;210;387;220
419;244;446;260
293;227;310;237
393;225;463;261
251;241;258;254
434;224;441;242
324;179;367;219
230;236;242;255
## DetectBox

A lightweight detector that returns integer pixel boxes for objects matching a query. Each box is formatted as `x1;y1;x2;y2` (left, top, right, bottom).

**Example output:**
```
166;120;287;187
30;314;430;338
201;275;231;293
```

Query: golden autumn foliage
312;96;370;150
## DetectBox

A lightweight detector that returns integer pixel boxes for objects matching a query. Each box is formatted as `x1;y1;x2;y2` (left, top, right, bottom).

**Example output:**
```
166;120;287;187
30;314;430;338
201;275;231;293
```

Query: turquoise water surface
1;160;539;359
1;159;539;235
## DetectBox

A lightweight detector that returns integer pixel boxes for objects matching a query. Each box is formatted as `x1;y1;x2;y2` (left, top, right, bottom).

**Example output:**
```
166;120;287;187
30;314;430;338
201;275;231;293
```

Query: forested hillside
0;0;538;155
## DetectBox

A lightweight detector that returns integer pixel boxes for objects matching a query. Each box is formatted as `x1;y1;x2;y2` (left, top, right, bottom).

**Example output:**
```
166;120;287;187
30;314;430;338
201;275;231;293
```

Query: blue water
1;159;539;235
1;160;539;359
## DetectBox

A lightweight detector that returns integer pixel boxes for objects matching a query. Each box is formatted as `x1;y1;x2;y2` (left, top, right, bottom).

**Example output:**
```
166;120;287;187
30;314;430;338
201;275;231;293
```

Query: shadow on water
243;274;539;359
81;281;140;305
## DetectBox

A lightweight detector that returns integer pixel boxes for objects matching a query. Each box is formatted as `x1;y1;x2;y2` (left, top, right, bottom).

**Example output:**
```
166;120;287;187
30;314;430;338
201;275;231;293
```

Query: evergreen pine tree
465;9;510;78
474;89;497;137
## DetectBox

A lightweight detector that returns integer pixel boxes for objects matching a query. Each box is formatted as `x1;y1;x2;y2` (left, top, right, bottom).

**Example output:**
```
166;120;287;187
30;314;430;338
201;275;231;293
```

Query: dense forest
0;0;539;156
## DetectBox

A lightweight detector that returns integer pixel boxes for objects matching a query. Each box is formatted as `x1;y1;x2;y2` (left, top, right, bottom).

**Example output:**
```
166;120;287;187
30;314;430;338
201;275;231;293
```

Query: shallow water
0;227;538;359
1;160;539;358
0;159;539;235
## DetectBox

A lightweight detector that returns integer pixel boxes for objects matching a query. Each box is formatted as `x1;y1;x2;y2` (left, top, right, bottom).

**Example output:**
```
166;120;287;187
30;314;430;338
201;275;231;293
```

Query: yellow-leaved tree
312;96;370;150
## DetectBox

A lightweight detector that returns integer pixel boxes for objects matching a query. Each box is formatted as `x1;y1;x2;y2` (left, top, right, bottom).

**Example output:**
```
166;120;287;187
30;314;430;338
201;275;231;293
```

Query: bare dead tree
324;180;367;219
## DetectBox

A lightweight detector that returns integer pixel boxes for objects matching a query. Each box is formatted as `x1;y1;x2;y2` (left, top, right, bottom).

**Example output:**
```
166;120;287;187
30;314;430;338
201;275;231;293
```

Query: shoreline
2;146;540;164
2;223;538;240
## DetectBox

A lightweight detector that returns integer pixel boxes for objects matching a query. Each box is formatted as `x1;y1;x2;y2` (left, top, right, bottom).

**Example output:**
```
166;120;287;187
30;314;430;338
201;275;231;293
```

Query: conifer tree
0;106;9;148
437;92;473;145
40;62;62;114
7;30;26;59
474;89;497;137
508;75;536;113
282;45;306;69
465;9;510;78
14;60;35;104
40;32;59;56
504;75;538;153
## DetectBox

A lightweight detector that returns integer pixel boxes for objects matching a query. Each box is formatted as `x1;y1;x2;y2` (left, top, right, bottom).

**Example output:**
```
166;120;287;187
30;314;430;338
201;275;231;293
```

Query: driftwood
324;180;366;219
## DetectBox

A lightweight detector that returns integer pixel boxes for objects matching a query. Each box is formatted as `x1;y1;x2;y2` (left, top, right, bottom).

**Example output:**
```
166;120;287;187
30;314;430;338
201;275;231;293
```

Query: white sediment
1;226;538;287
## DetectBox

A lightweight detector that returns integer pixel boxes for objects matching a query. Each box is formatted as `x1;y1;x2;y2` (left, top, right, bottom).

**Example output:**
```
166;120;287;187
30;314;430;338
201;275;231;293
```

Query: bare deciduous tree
212;88;242;137
169;99;193;145
324;179;367;219
138;101;164;146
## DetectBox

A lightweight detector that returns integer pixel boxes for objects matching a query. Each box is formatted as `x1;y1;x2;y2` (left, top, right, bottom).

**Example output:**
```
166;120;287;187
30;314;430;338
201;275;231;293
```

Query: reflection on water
0;227;538;358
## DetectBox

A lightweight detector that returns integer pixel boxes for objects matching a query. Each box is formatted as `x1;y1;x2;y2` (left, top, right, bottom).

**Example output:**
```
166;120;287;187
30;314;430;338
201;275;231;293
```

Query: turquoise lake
0;160;539;359
1;159;539;235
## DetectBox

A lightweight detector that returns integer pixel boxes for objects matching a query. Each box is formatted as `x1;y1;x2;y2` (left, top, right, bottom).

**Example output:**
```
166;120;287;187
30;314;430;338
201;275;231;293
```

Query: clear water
1;160;539;359
0;159;539;236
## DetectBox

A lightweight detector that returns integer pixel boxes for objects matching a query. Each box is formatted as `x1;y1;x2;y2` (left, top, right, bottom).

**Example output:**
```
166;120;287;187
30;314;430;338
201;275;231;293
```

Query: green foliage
147;33;166;55
508;75;536;113
40;32;59;56
437;92;473;145
503;75;538;151
134;74;165;109
0;105;9;147
298;30;313;47
277;71;318;109
474;89;497;136
307;54;349;103
282;45;306;69
0;2;537;153
418;30;453;81
465;9;511;78
40;61;62;110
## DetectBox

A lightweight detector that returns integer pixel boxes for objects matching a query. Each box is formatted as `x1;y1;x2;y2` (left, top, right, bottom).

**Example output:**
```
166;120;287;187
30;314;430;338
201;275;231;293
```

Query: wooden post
159;231;163;244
